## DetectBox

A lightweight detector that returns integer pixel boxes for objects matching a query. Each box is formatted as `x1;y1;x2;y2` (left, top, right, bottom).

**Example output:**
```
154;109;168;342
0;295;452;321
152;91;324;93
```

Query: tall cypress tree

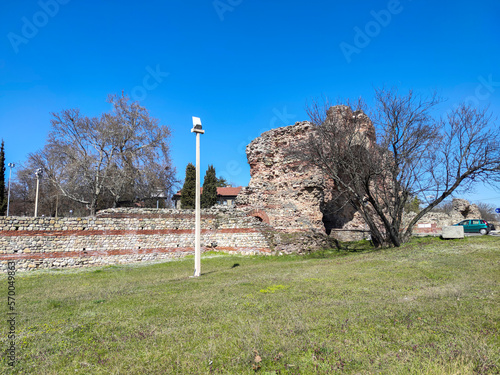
201;165;218;208
216;176;229;187
180;163;196;209
0;140;6;215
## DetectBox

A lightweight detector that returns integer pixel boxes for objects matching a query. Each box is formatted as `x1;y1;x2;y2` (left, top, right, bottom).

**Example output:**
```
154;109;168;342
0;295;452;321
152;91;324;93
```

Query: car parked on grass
453;219;492;235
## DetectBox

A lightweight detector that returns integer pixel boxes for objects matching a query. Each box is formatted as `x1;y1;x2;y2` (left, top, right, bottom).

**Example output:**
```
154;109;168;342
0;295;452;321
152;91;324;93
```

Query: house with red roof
172;187;242;209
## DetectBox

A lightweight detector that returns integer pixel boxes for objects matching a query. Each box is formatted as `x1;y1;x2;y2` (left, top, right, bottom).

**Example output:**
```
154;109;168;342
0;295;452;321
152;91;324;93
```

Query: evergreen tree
201;165;218;208
0;140;6;215
216;176;229;187
180;163;196;209
404;196;421;214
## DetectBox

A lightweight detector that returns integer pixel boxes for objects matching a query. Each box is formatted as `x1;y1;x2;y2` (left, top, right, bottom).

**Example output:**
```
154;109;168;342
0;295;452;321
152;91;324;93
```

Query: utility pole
6;163;15;216
191;117;204;277
34;168;43;217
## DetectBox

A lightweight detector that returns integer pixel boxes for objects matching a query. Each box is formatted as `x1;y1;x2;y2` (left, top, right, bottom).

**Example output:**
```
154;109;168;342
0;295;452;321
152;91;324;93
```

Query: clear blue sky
1;0;499;205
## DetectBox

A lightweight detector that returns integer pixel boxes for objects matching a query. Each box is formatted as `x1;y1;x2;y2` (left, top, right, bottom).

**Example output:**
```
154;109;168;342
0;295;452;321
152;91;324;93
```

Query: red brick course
413;223;440;234
96;213;217;219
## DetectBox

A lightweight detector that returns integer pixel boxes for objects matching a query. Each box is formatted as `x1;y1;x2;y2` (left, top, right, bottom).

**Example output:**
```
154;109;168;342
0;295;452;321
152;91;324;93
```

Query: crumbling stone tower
236;106;375;235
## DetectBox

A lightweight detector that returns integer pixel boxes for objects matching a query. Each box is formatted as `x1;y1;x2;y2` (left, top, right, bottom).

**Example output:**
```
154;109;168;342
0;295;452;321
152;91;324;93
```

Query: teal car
454;219;491;235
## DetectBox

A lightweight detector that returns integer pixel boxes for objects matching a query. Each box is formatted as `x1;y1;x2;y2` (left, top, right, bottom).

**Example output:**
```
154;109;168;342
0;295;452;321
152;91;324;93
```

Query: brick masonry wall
0;207;272;271
236;107;376;235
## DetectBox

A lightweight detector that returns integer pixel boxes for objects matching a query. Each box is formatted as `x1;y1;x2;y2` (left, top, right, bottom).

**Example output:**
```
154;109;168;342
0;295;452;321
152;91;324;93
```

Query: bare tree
11;159;89;217
23;94;176;216
297;88;500;247
476;202;500;222
100;94;176;207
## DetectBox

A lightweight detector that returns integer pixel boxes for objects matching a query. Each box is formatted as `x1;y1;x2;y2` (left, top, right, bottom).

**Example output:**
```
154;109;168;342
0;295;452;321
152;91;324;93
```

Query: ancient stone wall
236;106;374;236
235;104;487;241
411;199;484;234
235;121;326;232
0;207;271;272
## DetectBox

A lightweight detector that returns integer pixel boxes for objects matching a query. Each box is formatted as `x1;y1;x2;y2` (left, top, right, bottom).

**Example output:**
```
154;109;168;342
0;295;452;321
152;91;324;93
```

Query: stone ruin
236;106;486;240
1;107;490;272
411;198;483;234
450;198;482;220
236;105;374;240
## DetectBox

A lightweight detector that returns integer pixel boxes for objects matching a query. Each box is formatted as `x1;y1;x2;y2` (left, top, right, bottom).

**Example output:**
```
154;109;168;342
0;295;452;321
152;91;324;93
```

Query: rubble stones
450;199;481;221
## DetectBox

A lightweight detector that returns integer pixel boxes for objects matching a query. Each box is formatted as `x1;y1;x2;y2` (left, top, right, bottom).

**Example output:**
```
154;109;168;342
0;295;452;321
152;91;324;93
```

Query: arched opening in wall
248;209;270;225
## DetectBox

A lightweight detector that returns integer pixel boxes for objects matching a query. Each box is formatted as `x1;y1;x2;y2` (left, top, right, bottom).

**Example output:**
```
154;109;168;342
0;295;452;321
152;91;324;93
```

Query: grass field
1;236;499;374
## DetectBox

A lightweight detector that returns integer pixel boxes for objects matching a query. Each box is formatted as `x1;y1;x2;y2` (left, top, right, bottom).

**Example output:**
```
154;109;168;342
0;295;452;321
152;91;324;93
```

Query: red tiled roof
216;187;242;196
173;186;242;197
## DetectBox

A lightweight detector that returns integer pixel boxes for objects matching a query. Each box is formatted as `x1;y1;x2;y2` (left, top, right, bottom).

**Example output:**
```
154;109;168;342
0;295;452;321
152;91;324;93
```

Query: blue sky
1;0;499;205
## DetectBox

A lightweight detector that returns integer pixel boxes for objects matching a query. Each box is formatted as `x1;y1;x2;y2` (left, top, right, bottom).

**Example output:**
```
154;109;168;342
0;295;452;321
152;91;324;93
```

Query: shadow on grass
307;234;475;260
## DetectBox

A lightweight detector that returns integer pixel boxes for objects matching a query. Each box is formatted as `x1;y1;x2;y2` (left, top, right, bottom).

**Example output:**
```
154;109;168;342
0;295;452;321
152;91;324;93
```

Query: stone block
442;226;464;239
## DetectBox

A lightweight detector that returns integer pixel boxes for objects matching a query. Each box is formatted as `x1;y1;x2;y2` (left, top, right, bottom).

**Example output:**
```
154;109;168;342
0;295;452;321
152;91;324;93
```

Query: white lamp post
6;163;15;216
34;168;43;217
191;116;204;277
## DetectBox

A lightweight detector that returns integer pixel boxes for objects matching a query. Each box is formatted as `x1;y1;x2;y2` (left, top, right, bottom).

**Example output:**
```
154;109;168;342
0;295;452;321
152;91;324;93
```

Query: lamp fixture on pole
191;116;204;277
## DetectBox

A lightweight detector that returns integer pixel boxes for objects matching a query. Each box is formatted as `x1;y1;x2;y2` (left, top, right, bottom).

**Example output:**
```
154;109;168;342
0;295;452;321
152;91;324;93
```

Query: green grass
1;236;499;374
